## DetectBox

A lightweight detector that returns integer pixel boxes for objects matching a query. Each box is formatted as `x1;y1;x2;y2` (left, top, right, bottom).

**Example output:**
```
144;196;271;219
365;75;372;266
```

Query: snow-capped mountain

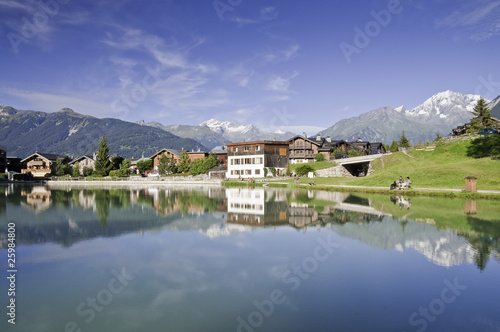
139;118;296;150
319;91;485;144
200;119;258;136
403;90;480;120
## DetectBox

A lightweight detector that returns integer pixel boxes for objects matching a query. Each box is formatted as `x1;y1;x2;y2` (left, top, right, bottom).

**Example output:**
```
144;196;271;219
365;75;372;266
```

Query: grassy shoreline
221;180;500;199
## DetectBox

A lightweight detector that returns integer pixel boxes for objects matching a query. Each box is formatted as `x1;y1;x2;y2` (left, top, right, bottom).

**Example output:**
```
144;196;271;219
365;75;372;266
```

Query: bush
82;167;93;177
348;149;361;157
314;153;325;162
109;170;120;177
295;164;313;177
263;168;268;177
0;173;7;179
269;167;277;177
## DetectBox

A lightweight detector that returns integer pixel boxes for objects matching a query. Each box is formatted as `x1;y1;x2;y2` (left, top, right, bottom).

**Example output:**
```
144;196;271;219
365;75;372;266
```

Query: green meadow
289;138;500;191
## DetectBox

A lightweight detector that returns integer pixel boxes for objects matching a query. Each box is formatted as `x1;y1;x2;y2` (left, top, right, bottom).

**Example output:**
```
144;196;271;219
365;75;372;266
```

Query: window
245;169;251;175
256;146;261;151
279;148;287;156
255;169;260;175
234;147;239;152
244;146;250;151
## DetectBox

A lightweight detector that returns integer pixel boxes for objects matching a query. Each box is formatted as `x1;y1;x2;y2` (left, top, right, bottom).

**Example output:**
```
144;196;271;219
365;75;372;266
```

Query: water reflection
1;184;499;271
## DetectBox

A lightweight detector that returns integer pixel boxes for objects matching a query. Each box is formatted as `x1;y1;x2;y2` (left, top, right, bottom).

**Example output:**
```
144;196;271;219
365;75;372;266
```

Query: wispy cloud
436;1;500;41
1;87;110;117
230;6;279;27
267;72;299;93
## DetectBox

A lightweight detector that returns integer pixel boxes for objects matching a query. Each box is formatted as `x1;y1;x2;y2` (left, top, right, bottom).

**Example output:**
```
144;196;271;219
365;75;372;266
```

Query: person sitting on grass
405;176;412;187
398;176;404;189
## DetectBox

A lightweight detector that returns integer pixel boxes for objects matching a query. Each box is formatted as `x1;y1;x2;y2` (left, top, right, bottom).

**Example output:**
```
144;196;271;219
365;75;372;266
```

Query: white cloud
266;72;299;93
229;5;279;27
436;1;500;41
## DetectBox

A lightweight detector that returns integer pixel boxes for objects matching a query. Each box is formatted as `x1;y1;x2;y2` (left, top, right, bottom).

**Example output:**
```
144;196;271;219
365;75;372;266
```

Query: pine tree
94;135;112;176
399;130;410;149
178;150;191;173
470;97;493;131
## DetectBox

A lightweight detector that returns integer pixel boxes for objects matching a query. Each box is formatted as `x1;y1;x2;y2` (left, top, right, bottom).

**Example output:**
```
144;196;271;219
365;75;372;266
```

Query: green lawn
281;139;500;190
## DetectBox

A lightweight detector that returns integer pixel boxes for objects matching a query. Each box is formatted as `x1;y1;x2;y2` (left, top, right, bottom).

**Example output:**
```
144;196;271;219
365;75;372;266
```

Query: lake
1;184;499;332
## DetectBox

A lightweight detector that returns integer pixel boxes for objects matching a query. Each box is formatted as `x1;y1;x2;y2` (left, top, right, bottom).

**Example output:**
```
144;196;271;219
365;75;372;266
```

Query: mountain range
319;90;497;144
0;107;204;159
1;90;498;158
137;118;296;150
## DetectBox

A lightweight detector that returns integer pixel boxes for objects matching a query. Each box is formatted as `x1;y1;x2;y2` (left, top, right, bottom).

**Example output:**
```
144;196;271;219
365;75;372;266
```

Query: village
0;134;387;181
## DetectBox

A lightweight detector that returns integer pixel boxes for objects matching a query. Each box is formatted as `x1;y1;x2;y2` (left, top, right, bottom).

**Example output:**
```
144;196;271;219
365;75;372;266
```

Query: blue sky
1;0;500;134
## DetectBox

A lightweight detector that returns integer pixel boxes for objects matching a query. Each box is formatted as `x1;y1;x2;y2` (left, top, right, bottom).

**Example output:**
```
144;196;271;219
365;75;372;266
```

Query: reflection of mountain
330;218;477;267
1;185;498;270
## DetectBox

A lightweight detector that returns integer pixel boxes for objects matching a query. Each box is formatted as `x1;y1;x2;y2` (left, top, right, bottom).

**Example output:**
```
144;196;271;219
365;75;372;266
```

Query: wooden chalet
287;134;347;163
69;155;95;175
369;143;386;154
347;139;371;155
451;123;471;136
150;149;182;168
187;150;208;162
210;145;228;165
21;152;71;177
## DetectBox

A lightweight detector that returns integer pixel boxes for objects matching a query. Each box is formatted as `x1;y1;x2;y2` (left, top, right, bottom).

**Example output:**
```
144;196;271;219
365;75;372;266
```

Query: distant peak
0;106;18;116
395;105;406;113
58;108;75;113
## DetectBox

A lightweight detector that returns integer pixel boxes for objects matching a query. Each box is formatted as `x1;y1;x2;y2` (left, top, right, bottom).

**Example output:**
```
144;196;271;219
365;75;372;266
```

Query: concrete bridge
316;153;387;177
334;153;385;165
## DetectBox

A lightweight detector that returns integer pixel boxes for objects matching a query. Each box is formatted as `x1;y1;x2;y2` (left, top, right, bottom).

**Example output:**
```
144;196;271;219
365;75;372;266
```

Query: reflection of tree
467;234;493;271
109;189;131;208
94;190;110;230
51;190;73;207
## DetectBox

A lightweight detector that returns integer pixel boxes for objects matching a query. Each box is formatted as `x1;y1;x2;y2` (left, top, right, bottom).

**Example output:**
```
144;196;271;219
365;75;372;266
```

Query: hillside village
0;133;386;180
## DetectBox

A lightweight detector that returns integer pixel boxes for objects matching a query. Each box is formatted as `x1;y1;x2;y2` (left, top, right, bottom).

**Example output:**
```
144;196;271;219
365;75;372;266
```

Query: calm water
1;184;499;332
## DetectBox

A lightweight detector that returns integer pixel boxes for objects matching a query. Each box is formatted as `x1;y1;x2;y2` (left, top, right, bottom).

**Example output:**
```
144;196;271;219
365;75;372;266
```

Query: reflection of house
21;186;52;212
69;155;96;175
21;152;71;177
226;188;289;226
288;203;319;228
288;134;347;163
226;141;289;178
0;145;6;173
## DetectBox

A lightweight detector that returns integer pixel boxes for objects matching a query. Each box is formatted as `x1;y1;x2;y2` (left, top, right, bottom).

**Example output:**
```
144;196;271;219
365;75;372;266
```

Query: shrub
295;164;313;177
269;167;277;177
314;153;325;162
263;168;268;177
109;170;120;177
348;149;361;157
